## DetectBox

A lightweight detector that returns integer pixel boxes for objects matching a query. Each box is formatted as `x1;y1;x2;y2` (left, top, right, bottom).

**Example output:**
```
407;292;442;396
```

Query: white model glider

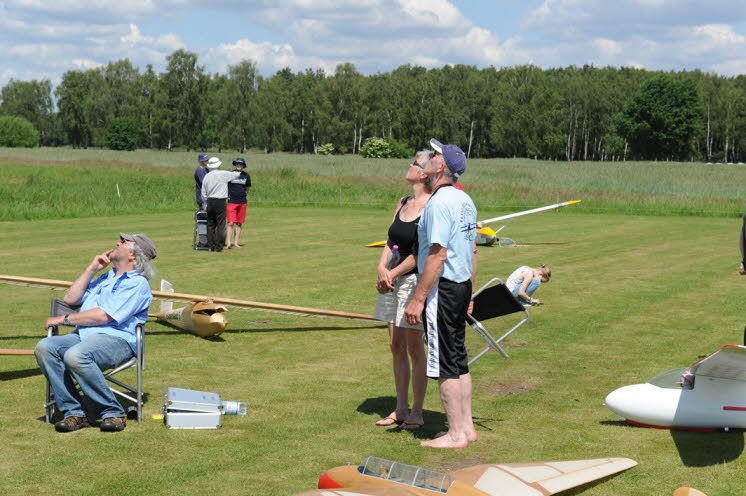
365;200;581;247
605;344;746;430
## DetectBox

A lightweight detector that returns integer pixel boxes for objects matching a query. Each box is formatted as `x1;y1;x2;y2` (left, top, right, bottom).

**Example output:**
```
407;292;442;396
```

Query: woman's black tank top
387;196;420;275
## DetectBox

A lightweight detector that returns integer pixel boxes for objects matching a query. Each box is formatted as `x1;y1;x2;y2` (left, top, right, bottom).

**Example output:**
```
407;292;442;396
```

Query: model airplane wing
366;200;581;247
688;345;746;382
449;457;637;495
301;456;636;496
0;274;377;323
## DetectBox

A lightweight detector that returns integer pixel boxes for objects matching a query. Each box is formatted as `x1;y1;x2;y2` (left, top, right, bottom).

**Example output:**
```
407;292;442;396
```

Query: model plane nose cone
317;472;343;489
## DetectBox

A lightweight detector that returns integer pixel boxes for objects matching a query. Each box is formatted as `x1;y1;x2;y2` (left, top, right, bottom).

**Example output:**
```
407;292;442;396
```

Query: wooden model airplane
673;489;707;496
365;200;581;248
293;455;637;496
605;344;746;430
0;274;378;350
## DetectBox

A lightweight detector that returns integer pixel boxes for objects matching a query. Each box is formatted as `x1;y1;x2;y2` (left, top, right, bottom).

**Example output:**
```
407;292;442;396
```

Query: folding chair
44;298;145;423
466;277;530;365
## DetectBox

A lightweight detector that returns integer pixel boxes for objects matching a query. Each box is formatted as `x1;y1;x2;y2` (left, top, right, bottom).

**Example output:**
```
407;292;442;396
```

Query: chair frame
44;299;145;423
466;277;529;365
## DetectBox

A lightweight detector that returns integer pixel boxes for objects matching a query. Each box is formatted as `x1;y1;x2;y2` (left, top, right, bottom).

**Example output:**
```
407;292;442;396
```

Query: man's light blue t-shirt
417;185;477;283
76;268;152;354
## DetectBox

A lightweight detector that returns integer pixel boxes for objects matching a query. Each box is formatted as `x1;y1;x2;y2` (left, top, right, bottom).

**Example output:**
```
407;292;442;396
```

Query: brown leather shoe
54;416;90;432
100;416;127;432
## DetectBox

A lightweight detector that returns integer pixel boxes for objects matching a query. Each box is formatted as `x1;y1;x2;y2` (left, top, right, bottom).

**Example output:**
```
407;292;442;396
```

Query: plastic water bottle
386;245;401;271
221;400;248;415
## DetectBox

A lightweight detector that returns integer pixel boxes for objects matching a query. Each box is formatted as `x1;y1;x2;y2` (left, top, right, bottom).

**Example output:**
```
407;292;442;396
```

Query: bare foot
434;429;477;442
466;429;478;442
421;432;468;448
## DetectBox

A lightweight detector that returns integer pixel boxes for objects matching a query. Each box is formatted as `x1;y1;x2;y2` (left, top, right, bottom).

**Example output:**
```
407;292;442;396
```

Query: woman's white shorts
373;272;423;331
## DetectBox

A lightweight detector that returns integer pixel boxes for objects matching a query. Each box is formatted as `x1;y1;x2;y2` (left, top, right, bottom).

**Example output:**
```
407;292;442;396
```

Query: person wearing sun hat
200;157;241;252
404;138;478;449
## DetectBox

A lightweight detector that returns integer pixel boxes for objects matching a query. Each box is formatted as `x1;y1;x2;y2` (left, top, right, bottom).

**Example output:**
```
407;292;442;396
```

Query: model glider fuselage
293;455;637;496
605;345;746;429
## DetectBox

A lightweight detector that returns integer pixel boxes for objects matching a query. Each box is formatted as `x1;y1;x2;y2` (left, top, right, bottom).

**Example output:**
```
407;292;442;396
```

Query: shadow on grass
38;392;151;425
357;396;498;440
671;429;744;466
0;367;41;381
600;419;744;466
145;322;378;337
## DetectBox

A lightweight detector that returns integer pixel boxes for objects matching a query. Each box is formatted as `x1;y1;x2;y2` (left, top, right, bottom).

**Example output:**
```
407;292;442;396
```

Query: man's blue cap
232;157;246;167
430;139;466;178
198;152;209;163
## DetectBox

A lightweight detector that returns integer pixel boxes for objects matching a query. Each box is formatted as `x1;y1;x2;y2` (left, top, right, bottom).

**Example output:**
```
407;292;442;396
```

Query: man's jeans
35;332;134;420
510;277;541;306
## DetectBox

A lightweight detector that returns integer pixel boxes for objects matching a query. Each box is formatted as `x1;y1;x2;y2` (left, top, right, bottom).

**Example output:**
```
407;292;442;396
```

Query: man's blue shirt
417;185;477;283
195;166;208;204
76;268;152;354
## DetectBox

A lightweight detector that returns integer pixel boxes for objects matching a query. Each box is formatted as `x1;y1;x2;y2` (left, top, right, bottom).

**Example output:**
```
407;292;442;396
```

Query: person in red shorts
226;158;251;249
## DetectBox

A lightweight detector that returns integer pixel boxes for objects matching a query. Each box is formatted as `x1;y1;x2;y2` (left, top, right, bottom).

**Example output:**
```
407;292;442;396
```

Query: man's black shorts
424;277;472;379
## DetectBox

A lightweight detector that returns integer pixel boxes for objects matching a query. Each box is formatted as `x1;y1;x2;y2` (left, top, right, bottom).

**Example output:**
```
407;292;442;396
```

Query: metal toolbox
163;387;224;429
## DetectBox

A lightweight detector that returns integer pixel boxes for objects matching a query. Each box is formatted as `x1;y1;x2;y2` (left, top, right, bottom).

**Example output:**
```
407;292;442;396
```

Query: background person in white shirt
200;157;240;252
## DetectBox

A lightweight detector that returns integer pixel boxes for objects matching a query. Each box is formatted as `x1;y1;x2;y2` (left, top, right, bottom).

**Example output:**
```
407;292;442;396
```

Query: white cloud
205;38;339;75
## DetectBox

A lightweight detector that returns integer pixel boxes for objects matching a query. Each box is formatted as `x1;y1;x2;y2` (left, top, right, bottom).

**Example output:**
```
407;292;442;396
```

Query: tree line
1;48;745;162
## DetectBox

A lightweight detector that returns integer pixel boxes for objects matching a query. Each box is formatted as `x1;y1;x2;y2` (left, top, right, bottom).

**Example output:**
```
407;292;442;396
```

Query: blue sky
2;0;746;88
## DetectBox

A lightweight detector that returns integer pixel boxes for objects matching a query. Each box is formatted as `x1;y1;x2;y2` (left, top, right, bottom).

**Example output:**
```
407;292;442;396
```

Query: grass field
1;147;745;221
0;149;744;495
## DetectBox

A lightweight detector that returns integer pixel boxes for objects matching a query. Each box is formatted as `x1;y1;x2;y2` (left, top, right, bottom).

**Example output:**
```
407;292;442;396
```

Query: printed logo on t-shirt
459;203;477;241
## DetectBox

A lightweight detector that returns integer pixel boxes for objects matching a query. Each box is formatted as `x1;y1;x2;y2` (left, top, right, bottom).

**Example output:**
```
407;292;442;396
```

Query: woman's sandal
375;415;403;426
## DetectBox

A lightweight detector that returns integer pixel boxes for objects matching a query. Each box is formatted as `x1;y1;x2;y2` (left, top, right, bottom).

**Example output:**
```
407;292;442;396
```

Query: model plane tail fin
159;279;174;313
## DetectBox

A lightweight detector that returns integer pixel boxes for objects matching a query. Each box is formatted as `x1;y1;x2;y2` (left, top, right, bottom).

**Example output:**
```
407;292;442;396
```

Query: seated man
35;233;156;433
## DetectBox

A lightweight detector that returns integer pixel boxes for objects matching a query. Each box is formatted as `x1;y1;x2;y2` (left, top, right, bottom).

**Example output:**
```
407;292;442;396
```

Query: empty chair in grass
35;233;155;433
467;277;530;364
505;263;551;306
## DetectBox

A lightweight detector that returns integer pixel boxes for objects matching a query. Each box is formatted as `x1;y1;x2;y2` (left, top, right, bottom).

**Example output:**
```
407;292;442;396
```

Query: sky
3;0;746;88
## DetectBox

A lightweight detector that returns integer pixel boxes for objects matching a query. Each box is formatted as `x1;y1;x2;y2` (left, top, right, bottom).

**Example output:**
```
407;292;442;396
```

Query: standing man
194;152;210;210
201;157;241;252
225;157;252;249
35;233;156;432
405;138;478;449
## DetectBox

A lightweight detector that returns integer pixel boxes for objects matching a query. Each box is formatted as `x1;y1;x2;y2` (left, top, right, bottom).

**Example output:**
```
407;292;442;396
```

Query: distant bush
318;143;334;155
385;137;413;159
105;118;138;151
360;137;412;158
0;115;39;147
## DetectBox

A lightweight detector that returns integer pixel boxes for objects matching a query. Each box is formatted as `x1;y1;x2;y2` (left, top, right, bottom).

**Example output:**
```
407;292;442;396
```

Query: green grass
0;206;744;495
1;148;745;221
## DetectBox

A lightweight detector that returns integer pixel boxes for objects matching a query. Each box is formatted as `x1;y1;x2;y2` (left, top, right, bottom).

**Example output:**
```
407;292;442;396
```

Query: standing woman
373;150;432;430
505;264;552;306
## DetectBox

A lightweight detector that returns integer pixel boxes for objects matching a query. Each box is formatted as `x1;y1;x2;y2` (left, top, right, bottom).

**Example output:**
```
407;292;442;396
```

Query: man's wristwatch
62;314;71;326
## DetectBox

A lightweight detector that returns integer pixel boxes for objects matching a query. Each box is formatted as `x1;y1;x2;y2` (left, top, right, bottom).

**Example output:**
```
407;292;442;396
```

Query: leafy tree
0;115;40;147
161;49;207;150
105;117;138;150
617;74;702;160
225;60;260;152
0;79;54;145
56;70;93;148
